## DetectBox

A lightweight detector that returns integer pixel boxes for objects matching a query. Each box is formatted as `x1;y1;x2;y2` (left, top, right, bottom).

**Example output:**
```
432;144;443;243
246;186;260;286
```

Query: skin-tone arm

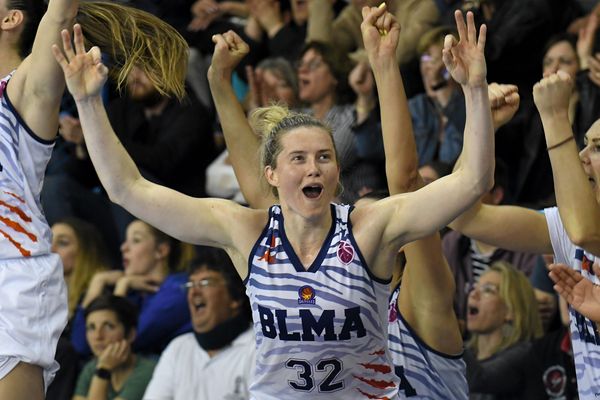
534;71;600;255
448;84;552;254
361;4;461;355
8;0;78;141
549;263;600;323
356;11;494;270
207;31;277;210
52;25;261;278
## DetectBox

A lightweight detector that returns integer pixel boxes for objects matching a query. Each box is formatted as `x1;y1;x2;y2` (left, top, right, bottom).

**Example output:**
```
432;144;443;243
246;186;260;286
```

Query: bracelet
95;367;111;380
547;136;574;151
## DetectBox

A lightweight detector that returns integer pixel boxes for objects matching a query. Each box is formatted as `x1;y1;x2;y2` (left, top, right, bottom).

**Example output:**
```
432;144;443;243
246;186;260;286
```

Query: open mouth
302;185;323;199
468;306;479;316
590;177;597;188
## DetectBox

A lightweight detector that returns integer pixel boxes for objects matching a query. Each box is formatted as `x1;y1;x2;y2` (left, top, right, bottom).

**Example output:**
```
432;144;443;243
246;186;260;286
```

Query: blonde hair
469;261;543;356
143;221;196;273
57;218;111;318
77;2;188;99
249;104;339;197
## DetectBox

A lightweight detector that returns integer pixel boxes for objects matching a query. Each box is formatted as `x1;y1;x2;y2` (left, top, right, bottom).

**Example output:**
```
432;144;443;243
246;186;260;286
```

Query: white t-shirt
545;207;600;398
143;328;255;400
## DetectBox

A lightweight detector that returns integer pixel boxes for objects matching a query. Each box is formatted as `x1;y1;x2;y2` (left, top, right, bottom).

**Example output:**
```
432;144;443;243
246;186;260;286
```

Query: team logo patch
337;240;354;265
298;285;316;305
542;365;566;396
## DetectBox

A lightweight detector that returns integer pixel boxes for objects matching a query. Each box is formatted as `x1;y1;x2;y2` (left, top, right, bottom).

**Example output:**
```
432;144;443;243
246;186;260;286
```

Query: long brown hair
77;1;188;99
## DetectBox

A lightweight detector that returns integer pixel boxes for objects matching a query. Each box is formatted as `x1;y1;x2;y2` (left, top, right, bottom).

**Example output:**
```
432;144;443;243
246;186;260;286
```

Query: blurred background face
186;267;239;333
120;220;165;276
542;41;579;80
420;43;448;95
466;271;510;334
52;223;79;277
126;66;161;103
290;0;308;25
297;49;337;104
86;309;128;357
261;68;297;106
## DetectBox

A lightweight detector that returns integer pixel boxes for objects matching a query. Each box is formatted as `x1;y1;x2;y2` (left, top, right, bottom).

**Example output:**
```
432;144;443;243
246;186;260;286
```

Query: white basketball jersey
0;74;54;259
388;285;468;399
546;207;600;398
246;204;399;399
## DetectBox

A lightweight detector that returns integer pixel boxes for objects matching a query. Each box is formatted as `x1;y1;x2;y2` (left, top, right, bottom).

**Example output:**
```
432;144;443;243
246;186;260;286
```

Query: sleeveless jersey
246;204;399;399
546;207;600;398
0;74;54;259
388;285;468;399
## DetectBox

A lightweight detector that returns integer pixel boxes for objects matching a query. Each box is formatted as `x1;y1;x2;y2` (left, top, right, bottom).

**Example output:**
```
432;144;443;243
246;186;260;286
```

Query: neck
281;204;332;268
430;84;455;108
475;330;504;360
0;47;22;77
310;95;335;120
147;263;168;283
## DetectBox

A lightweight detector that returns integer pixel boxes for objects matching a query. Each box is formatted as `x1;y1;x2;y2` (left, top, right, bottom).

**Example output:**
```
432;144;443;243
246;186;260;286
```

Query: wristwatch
95;367;111;380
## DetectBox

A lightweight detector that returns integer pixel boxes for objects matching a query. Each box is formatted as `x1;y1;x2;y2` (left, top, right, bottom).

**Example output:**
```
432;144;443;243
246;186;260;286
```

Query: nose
307;157;321;176
580;145;590;164
543;62;558;78
120;241;128;255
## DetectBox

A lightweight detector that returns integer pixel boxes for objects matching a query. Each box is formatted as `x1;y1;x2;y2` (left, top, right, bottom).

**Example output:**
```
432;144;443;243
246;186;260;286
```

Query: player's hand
52;24;108;102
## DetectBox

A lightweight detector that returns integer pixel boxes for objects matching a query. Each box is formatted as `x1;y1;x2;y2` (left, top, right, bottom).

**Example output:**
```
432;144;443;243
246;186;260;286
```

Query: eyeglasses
181;278;224;291
469;282;500;296
295;58;324;71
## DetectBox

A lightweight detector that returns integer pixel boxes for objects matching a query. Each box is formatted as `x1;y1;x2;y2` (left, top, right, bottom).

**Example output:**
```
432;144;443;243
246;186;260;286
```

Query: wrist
547;135;575;151
95;367;112;380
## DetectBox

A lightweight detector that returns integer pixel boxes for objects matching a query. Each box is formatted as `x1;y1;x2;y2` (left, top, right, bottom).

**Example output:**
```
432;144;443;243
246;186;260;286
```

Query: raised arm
52;26;258;275
372;11;494;247
447;82;553;254
8;0;78;141
207;31;276;209
361;4;460;355
534;71;600;254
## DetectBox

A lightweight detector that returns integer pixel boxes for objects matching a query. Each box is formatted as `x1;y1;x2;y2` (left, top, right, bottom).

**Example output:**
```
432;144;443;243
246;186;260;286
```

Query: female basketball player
52;5;492;398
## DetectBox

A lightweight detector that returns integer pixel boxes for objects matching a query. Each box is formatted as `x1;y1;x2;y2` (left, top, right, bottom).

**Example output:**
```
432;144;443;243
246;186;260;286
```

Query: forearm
371;58;418;193
207;70;272;209
75;95;143;205
87;376;110;400
457;84;494;194
543;114;600;252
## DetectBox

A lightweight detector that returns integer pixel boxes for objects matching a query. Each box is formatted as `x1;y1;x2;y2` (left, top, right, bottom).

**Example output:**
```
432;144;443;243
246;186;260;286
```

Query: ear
265;165;279;188
155;242;170;261
126;328;137;344
1;9;24;31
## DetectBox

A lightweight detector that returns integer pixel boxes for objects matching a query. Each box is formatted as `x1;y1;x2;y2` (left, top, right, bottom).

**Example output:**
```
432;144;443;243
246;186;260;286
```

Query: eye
319;153;331;161
292;155;304;162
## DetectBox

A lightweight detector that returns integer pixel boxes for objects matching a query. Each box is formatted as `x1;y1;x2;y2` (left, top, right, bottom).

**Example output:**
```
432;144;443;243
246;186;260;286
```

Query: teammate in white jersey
53;5;493;398
0;1;188;398
446;68;600;396
356;8;520;399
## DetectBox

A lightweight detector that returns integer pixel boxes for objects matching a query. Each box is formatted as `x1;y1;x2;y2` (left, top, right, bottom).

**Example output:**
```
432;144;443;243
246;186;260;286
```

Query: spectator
464;261;544;399
443;161;540;331
51;217;112;322
143;248;255;399
71;220;194;356
73;295;157;400
409;25;465;166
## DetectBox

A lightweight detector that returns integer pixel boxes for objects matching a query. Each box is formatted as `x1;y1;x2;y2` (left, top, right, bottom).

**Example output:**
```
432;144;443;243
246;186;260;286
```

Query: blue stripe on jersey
388;285;468;399
246;204;399;400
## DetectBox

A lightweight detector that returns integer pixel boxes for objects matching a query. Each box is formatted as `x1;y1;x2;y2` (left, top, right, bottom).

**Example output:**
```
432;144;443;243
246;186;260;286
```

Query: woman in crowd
73;295;156;400
464;261;544;399
51;217;112;321
71;219;194;356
